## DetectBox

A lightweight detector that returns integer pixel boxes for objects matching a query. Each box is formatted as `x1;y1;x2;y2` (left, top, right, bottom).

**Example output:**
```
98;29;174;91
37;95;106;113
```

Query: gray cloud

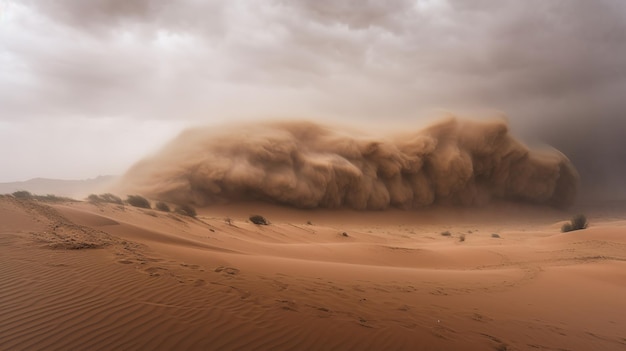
1;0;625;201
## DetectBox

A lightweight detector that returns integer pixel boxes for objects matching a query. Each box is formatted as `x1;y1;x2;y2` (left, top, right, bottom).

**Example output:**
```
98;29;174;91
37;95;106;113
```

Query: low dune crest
120;117;578;209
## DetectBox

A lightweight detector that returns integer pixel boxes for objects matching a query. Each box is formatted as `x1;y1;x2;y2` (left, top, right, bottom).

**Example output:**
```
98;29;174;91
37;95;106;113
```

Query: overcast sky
1;0;625;195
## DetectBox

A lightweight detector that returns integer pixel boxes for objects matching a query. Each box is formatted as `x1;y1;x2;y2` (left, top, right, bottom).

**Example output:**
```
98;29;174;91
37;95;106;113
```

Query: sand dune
1;195;625;350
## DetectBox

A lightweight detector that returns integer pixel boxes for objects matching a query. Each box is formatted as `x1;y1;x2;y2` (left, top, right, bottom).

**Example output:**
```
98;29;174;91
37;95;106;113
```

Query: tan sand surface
1;195;625;350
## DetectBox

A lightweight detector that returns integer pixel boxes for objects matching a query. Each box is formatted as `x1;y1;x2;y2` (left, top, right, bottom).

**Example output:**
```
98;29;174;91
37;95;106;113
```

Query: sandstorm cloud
120;118;578;209
1;0;625;195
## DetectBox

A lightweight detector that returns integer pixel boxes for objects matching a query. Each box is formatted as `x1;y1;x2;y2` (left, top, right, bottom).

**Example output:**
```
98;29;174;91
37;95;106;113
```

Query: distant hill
0;176;118;199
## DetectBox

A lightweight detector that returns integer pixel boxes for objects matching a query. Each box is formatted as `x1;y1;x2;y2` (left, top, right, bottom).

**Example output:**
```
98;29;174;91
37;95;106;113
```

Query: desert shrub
341;232;349;237
87;194;101;203
459;234;466;242
491;233;501;238
126;195;151;209
249;215;268;225
33;194;75;202
440;231;451;236
571;214;588;230
561;214;588;232
100;193;123;204
88;193;123;204
175;204;197;218
561;223;573;232
12;190;32;199
155;202;171;212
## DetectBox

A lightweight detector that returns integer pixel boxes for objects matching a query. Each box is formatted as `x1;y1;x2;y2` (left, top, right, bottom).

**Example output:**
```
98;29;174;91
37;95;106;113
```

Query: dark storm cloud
2;0;625;199
12;0;626;118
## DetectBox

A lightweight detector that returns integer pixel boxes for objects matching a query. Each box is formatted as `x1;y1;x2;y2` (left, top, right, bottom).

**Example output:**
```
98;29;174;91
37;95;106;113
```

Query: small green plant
175;204;197;218
561;214;588;232
12;190;32;199
249;215;268;225
126;195;151;209
155;202;171;212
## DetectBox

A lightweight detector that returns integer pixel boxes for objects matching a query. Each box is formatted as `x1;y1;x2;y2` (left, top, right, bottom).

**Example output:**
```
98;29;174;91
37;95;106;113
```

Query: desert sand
1;195;625;351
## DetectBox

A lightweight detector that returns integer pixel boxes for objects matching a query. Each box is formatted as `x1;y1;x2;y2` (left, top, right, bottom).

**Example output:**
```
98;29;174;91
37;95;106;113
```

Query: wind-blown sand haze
1;118;624;350
120;118;578;209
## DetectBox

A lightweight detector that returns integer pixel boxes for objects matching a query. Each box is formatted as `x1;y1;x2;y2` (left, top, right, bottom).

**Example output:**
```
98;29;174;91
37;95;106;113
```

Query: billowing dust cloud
120;118;579;209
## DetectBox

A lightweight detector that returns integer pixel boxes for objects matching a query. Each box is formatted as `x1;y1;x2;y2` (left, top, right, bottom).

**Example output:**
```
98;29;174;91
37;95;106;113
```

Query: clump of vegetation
87;194;101;203
225;217;233;226
126;195;151;209
155;201;171;212
11;191;75;202
341;232;349;237
458;234;466;242
100;193;123;204
491;233;501;238
12;190;32;199
249;215;269;225
440;230;451;237
87;193;123;204
561;214;588;232
175;204;197;218
34;194;76;202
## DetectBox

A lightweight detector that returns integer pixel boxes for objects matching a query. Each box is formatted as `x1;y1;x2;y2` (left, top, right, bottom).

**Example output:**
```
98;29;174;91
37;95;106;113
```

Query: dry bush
87;194;101;203
249;215;268;225
440;231;451;237
175;204;197;218
561;214;588;232
155;202;171;212
88;193;123;204
126;195;151;209
12;191;32;199
33;194;75;202
100;193;123;204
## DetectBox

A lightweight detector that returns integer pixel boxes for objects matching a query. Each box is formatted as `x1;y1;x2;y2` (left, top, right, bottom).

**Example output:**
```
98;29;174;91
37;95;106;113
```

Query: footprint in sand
144;266;167;277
